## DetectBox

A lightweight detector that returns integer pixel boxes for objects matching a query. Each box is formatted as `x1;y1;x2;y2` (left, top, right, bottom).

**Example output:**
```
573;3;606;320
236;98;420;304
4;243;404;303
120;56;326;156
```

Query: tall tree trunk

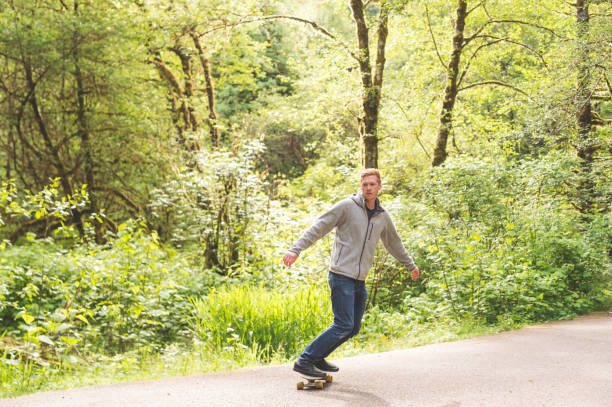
152;53;196;150
23;59;85;236
350;0;389;169
173;47;200;135
73;43;103;242
432;0;467;167
290;135;307;168
191;32;220;149
574;0;598;215
151;54;183;134
575;0;593;157
5;88;14;180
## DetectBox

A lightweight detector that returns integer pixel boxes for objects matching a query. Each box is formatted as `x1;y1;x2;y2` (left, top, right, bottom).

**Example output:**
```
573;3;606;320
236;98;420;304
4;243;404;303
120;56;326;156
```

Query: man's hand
411;266;420;281
283;251;299;267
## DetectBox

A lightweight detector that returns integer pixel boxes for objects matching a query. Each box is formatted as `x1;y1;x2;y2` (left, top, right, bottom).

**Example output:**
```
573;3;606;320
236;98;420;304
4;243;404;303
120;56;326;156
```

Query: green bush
0;178;89;243
400;154;611;323
149;142;267;274
0;222;214;359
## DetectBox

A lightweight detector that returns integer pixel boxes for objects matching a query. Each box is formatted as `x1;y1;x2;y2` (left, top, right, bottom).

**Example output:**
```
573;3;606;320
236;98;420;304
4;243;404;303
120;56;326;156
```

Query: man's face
360;175;382;201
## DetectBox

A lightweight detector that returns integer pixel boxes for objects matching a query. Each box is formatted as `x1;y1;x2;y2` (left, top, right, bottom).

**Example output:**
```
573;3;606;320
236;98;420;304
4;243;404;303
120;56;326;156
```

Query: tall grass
190;284;332;361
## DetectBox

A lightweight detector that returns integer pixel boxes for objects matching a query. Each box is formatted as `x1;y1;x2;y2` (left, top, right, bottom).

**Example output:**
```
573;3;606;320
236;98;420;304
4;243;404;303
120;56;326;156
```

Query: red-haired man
283;168;420;378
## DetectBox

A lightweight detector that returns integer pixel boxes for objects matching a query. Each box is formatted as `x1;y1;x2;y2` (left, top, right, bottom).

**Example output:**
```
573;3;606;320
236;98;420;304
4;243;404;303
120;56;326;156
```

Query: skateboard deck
296;374;333;390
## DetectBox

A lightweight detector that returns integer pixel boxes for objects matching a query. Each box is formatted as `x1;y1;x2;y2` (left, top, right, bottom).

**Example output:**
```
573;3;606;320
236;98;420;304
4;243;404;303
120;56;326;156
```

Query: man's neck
365;198;376;210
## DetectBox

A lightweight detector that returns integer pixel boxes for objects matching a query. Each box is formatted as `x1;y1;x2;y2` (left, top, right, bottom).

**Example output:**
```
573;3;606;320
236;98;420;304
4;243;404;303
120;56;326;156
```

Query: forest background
0;0;610;398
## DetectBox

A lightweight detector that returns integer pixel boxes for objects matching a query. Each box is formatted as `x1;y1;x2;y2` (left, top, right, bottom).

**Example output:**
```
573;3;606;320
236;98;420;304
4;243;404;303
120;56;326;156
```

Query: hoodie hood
351;192;385;213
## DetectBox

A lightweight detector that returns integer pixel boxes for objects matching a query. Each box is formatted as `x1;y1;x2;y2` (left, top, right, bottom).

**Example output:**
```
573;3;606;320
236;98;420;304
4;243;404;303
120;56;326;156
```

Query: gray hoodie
288;193;416;281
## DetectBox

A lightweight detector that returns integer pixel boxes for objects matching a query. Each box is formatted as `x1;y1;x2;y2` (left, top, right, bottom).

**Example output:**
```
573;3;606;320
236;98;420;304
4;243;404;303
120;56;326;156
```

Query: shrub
149;142;266;274
190;284;331;361
0;221;213;363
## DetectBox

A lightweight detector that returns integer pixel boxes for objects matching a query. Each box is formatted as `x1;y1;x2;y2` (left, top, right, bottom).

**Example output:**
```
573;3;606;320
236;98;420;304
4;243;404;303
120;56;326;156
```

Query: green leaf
22;313;35;324
37;335;54;346
55;323;72;333
60;336;81;346
60;354;78;365
75;315;89;325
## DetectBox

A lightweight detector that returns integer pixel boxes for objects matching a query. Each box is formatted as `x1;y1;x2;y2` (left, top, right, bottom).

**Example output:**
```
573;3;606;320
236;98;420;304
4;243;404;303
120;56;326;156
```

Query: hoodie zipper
354;195;383;280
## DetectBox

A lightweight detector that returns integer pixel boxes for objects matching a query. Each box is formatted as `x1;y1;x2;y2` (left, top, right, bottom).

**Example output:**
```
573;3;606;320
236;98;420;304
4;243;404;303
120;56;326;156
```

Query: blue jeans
298;271;367;363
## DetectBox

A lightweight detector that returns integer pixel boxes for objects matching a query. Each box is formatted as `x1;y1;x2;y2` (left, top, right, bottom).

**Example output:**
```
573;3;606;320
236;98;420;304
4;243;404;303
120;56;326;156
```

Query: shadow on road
305;385;390;406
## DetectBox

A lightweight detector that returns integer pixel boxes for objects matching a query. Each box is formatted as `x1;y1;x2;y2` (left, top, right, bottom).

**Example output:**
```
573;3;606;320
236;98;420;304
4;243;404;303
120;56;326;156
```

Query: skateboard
296;374;333;390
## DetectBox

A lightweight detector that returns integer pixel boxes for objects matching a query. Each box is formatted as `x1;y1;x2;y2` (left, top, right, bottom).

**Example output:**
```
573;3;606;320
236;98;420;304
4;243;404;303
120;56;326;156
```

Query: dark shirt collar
352;192;384;213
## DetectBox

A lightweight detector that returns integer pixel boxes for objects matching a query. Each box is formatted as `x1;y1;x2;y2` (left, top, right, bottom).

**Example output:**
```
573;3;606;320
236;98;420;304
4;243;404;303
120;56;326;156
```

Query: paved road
2;312;611;407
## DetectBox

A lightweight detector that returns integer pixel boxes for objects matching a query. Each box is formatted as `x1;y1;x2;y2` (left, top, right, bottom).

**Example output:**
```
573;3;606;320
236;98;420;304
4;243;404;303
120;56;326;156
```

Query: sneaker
293;360;326;379
314;359;339;372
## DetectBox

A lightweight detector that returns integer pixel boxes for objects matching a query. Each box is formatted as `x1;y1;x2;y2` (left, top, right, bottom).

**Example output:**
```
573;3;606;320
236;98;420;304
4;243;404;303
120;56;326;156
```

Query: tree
141;1;299;150
349;0;390;169
431;0;468;167
569;0;610;214
429;0;550;166
141;0;228;150
0;0;172;241
191;32;220;148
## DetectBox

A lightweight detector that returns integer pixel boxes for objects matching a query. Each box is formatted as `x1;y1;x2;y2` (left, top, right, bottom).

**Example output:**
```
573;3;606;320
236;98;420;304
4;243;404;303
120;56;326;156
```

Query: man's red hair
360;168;381;185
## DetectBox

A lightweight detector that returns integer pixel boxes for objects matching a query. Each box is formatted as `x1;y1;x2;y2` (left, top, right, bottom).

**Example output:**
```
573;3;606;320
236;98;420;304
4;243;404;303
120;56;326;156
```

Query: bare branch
495;19;564;38
551;9;573;17
393;101;432;160
425;5;448;69
474;34;549;68
458;38;503;88
92;186;142;213
463;22;489;46
201;15;359;62
458;80;529;97
465;19;566;45
482;2;493;19
466;1;485;16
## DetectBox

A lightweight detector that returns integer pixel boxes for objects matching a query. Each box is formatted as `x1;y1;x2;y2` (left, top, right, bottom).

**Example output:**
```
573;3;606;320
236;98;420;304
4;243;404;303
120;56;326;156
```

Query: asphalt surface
2;312;611;407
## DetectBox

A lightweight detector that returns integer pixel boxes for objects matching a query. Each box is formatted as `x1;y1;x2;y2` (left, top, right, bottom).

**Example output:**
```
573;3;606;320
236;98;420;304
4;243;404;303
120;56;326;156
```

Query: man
283;168;420;378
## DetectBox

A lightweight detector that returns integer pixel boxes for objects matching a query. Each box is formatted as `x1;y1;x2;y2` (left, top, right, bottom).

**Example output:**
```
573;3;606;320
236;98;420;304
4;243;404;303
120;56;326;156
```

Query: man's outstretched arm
380;214;420;280
282;200;346;267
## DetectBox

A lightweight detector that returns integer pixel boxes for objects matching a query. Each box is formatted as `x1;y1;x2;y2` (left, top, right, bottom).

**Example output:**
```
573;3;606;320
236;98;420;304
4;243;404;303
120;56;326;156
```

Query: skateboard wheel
297;382;304;390
326;375;333;383
316;381;324;389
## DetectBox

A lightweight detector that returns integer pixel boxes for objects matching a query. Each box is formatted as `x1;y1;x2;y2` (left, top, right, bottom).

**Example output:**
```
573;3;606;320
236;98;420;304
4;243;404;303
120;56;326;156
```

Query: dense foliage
0;0;610;398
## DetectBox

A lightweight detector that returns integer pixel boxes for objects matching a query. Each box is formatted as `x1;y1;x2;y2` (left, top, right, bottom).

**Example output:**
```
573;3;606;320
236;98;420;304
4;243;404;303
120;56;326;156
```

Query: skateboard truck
296;374;333;390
